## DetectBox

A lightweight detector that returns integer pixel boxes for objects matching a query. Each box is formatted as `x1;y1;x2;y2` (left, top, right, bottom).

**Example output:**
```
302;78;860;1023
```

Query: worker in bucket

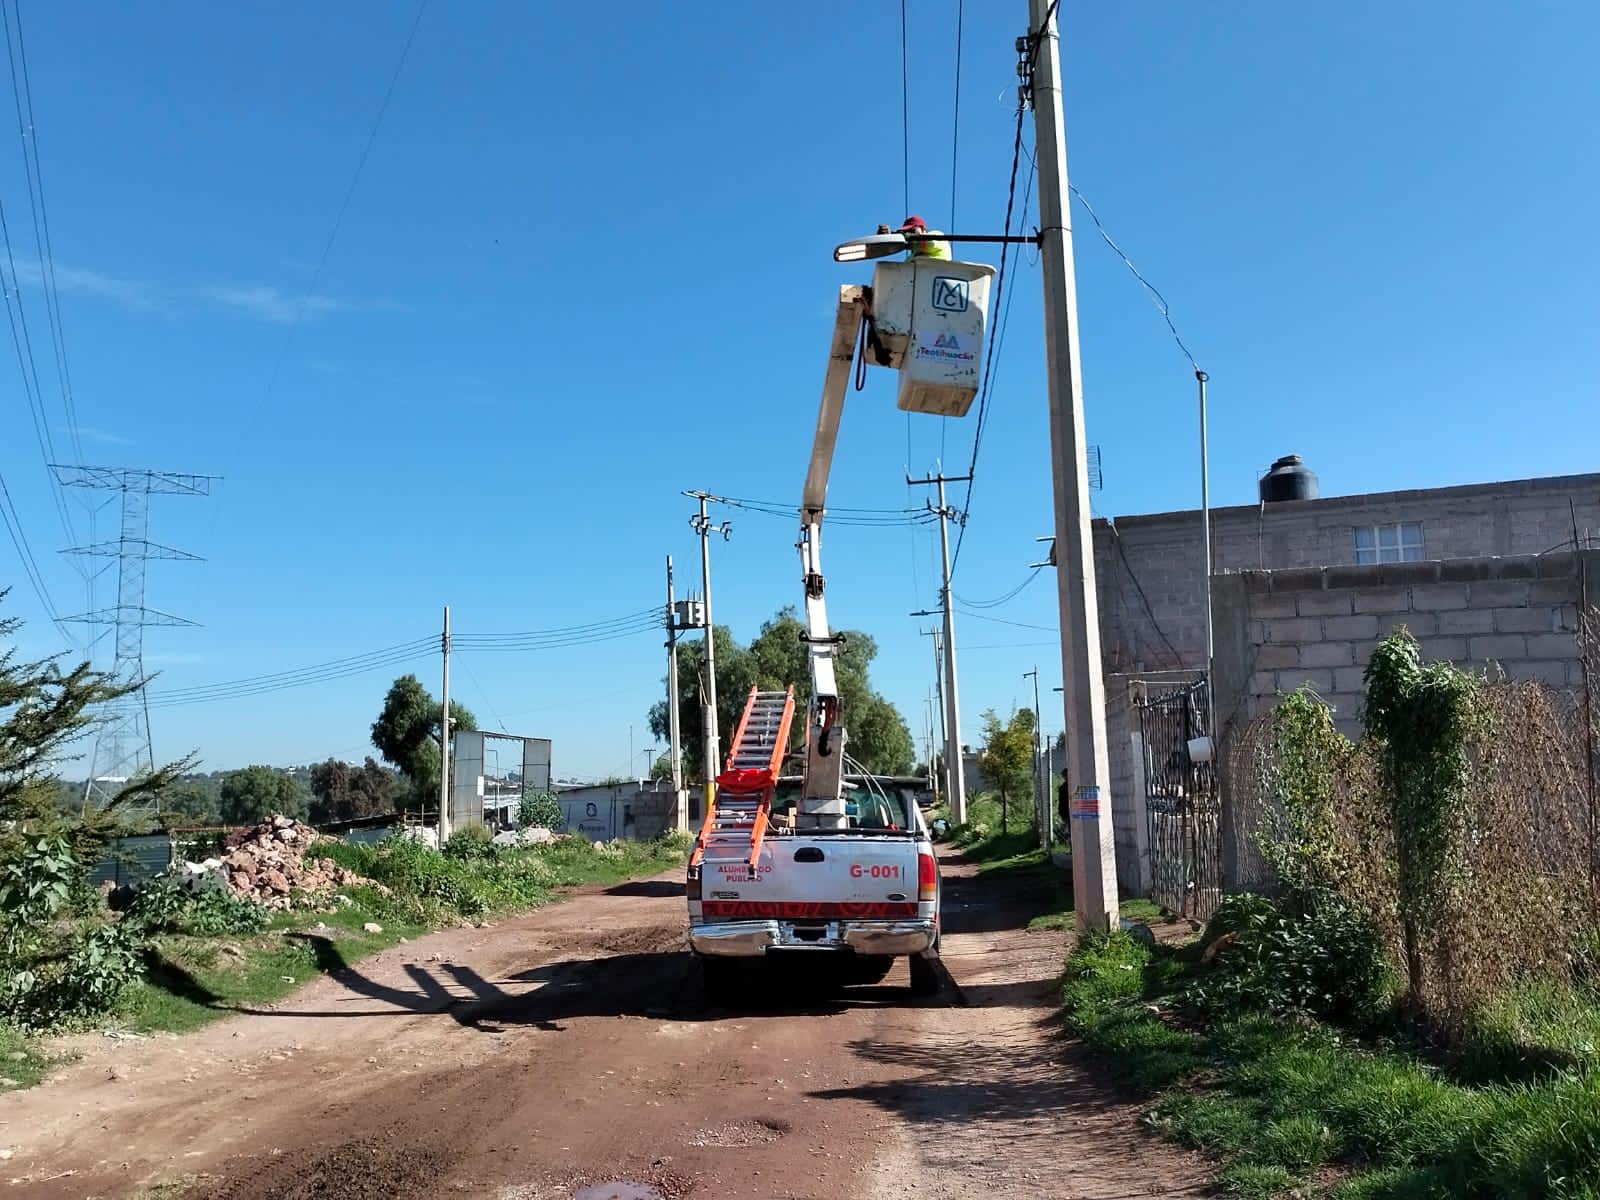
895;215;951;261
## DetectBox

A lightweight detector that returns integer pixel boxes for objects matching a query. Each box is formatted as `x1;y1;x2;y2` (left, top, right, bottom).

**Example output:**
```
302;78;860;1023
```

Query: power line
697;494;938;528
1070;183;1200;372
149;638;436;703
0;191;72;542
147;645;435;710
949;0;963;226
955;566;1041;609
147;609;666;709
265;0;427;396
4;0;78;464
899;0;910;215
1110;524;1182;669
0;464;63;632
956;608;1056;633
945;94;1029;584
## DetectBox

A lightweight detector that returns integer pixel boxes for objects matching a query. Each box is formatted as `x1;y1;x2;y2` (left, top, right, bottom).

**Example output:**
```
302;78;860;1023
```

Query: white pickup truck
687;774;943;995
681;274;987;999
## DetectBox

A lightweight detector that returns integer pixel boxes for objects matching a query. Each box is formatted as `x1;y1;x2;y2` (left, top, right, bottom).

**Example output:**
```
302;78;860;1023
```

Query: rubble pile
217;814;366;909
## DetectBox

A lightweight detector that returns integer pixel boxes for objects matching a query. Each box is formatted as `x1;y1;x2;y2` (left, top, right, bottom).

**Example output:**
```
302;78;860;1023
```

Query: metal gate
1137;679;1222;921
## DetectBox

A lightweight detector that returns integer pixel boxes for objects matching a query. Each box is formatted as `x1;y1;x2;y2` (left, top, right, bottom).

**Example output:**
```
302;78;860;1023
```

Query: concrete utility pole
1023;666;1047;847
1028;0;1120;929
665;555;687;831
917;628;950;809
439;605;452;840
687;492;731;812
908;472;969;824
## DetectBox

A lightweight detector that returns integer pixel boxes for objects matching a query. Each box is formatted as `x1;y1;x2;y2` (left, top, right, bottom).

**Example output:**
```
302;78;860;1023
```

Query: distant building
553;779;676;841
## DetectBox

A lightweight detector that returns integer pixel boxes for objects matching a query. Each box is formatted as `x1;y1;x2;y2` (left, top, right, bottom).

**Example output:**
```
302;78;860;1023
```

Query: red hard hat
896;215;927;232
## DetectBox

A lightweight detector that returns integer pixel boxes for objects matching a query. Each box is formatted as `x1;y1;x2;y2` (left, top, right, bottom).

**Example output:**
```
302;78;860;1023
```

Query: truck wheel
908;952;942;997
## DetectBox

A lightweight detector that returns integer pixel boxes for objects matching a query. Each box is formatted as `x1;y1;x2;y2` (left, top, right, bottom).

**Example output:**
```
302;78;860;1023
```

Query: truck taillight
918;852;938;902
686;869;701;901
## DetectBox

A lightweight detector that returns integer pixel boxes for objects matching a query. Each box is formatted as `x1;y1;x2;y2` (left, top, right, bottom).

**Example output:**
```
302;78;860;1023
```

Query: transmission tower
52;465;215;813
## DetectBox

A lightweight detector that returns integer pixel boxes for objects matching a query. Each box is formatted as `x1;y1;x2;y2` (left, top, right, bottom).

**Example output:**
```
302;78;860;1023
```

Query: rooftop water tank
1260;454;1318;503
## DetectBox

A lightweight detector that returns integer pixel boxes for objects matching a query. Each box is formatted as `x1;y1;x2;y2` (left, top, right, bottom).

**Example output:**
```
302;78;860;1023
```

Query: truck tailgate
701;835;920;919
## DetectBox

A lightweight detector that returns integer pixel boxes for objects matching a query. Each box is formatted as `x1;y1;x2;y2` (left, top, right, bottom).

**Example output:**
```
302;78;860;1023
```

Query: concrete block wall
1092;472;1600;680
1216;552;1595;738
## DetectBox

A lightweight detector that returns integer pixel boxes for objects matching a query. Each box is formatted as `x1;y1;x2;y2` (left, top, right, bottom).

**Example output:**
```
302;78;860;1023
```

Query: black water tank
1260;454;1318;503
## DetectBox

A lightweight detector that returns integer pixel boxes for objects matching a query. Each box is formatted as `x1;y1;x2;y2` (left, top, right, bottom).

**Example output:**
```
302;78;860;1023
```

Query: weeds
1065;930;1600;1198
0;1022;44;1088
1186;892;1396;1026
127;879;273;938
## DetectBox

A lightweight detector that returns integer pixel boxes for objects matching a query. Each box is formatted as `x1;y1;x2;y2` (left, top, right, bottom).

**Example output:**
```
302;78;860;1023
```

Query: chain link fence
1222;609;1600;1031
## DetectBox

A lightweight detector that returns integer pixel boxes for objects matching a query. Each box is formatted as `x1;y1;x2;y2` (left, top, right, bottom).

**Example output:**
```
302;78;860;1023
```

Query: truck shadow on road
251;934;958;1030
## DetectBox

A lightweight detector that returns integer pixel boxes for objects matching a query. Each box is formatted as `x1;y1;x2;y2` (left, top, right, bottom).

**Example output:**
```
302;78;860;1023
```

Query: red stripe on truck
699;900;919;919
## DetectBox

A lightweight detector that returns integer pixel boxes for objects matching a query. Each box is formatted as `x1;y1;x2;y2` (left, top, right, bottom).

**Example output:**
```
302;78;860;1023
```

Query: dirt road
2;849;1203;1199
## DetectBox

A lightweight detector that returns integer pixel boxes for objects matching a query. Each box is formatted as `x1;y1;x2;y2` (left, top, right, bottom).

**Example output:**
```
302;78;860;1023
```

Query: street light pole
665;555;686;830
1028;0;1120;930
1024;666;1046;848
687;492;731;814
438;605;452;841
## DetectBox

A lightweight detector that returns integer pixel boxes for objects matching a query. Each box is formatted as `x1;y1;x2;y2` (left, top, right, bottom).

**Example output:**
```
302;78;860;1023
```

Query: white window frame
1354;522;1424;565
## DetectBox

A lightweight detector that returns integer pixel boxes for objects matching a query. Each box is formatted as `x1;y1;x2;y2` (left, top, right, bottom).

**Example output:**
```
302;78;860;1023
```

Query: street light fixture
832;230;1043;264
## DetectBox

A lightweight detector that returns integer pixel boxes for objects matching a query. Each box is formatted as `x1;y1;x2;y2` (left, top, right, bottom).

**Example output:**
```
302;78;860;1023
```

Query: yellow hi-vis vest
909;231;952;261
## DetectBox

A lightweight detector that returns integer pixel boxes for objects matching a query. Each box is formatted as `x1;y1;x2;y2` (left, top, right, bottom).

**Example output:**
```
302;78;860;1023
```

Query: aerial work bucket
869;259;996;418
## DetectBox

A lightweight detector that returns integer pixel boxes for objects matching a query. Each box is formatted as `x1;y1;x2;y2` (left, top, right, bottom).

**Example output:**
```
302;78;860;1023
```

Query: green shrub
0;832;75;960
518;791;563;831
4;920;142;1029
655;829;694;856
1188;892;1395;1026
128;878;272;937
442;824;494;861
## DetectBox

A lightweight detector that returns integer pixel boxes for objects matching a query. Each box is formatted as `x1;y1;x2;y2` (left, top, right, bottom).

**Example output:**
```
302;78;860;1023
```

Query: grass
1063;930;1600;1198
1028;897;1167;932
108;832;688;1040
121;901;426;1033
0;1021;46;1089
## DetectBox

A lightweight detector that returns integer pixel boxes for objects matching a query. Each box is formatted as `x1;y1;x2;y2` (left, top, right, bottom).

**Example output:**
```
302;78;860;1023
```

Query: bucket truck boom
794;284;870;831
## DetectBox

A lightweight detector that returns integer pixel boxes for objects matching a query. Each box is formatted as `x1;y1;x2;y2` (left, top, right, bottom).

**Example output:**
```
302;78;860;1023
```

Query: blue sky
3;1;1596;781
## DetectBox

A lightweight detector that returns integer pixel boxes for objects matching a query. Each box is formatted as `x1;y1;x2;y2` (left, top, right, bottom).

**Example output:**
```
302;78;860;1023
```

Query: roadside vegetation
123;829;689;1035
1063;632;1600;1198
0;587;690;1087
5;823;689;1074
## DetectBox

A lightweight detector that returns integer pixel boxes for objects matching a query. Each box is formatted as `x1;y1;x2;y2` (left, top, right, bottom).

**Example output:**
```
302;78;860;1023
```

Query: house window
1354;522;1423;564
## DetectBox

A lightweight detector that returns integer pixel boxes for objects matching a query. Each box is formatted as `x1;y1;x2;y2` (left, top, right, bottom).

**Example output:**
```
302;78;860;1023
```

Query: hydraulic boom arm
796;284;869;828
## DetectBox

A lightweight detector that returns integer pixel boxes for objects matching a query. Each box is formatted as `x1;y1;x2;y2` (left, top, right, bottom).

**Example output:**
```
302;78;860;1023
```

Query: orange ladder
690;686;795;880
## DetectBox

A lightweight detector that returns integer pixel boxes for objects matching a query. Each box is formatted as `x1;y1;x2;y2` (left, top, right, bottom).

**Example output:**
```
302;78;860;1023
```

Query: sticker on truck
849;862;904;880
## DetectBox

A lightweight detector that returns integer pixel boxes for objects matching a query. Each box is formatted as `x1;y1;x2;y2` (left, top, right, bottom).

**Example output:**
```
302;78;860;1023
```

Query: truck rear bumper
690;919;937;958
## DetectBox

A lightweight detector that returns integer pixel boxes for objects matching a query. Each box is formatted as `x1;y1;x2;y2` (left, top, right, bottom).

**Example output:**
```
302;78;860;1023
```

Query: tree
648;608;914;778
219;765;307;824
370;674;475;807
977;707;1037;834
309;756;403;823
0;591;192;873
160;776;223;826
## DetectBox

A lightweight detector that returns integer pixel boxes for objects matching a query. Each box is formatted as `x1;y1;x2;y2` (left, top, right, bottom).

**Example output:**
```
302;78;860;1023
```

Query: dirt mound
218;814;366;909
